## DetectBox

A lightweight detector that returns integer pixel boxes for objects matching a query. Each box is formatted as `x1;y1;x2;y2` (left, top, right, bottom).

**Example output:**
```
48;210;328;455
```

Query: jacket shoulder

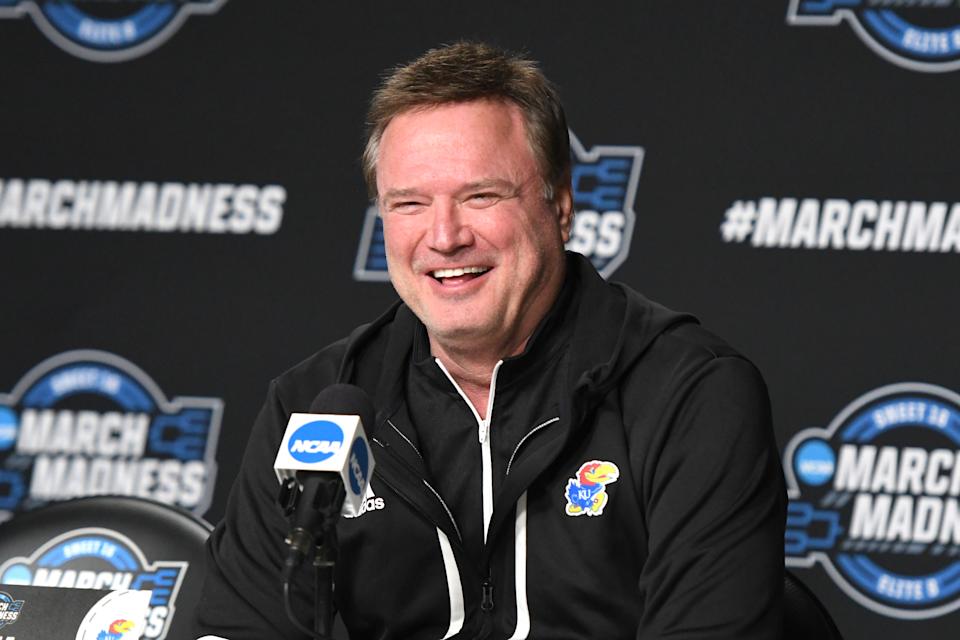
657;320;749;362
614;280;750;371
620;295;767;404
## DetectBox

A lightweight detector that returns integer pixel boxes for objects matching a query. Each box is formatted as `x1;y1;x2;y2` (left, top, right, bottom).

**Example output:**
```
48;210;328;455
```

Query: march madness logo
785;382;960;619
0;350;222;522
788;0;960;73
0;591;24;630
0;0;225;63
353;132;644;281
0;528;186;639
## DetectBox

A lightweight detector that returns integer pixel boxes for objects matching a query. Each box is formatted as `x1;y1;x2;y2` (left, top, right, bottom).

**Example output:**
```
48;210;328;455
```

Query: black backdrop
1;2;959;638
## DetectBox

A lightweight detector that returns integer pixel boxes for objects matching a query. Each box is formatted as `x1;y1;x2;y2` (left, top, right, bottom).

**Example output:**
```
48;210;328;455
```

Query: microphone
273;384;376;571
273;385;375;639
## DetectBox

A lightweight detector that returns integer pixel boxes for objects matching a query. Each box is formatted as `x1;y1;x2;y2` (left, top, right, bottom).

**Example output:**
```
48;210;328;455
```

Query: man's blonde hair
362;41;571;202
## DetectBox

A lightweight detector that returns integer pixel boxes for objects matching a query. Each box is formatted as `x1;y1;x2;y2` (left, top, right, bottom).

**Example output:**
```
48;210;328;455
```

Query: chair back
785;569;843;639
0;496;212;640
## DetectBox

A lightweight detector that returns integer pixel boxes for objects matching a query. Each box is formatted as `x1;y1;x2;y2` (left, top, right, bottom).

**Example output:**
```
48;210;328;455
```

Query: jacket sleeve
636;355;786;640
190;379;315;639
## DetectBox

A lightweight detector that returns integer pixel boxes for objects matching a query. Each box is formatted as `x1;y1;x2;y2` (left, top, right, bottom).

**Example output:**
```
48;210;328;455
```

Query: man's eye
388;201;425;214
466;193;501;207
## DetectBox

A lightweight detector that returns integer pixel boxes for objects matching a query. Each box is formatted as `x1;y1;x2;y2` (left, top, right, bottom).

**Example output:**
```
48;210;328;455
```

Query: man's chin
428;322;491;341
423;319;500;350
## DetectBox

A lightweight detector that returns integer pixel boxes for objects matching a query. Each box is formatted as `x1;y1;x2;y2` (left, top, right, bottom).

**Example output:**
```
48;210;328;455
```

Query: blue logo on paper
348;437;369;496
788;0;960;72
0;590;24;629
0;0;226;63
784;383;960;619
288;421;343;464
0;350;223;522
353;131;644;281
0;528;185;638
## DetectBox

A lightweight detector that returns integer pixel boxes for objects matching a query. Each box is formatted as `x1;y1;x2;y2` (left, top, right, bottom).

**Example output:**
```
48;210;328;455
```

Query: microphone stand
279;475;345;639
314;525;337;638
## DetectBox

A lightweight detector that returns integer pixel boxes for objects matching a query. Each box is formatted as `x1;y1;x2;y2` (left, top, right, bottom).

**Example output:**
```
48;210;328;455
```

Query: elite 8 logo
0;0;225;63
788;0;960;73
0;350;222;522
353;131;644;281
784;382;960;619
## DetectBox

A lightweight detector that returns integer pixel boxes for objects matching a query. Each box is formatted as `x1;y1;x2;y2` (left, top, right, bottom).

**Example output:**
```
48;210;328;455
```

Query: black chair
785;569;843;639
0;496;212;640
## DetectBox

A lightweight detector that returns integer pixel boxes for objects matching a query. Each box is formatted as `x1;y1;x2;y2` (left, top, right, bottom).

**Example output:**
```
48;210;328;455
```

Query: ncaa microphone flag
273;411;375;518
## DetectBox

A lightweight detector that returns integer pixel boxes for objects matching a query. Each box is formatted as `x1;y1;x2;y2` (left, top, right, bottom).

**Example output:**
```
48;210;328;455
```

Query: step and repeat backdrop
1;2;958;638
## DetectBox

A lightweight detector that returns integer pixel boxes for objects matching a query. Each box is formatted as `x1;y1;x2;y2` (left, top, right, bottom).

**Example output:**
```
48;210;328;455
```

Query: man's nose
428;199;474;252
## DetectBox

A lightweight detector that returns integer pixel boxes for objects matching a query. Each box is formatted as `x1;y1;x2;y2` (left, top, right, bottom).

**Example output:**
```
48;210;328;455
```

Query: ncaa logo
784;382;960;619
288;421;343;464
348;437;369;496
788;0;960;73
353;131;644;281
0;0;225;63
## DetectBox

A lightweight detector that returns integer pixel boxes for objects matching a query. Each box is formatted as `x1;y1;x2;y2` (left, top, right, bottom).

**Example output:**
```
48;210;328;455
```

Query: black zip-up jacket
193;253;786;639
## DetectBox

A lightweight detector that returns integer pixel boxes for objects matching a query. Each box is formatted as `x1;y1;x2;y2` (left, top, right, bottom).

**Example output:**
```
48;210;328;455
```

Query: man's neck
427;255;570;419
430;337;525;420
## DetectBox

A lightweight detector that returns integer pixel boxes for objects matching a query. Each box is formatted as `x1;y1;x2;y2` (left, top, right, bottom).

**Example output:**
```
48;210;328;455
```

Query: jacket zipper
481;575;495;612
434;358;503;541
480;412;493;542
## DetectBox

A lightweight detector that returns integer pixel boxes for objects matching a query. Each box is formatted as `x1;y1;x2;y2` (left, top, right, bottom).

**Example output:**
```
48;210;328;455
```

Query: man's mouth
430;266;491;284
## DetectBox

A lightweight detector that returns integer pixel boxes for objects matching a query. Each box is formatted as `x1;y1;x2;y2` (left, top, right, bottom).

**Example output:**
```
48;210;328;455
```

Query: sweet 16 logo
788;0;960;73
0;0;225;63
784;383;960;619
353;131;644;281
0;350;222;522
0;528;186;639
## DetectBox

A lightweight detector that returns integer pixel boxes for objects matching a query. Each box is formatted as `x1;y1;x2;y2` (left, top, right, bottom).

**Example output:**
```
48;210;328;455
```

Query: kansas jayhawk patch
565;460;620;516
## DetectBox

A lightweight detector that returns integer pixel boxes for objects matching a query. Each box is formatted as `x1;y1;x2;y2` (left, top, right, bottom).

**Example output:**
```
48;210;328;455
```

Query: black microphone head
308;384;375;430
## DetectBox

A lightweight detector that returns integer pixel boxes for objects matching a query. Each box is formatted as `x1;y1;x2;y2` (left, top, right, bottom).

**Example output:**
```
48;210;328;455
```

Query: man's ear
554;181;574;243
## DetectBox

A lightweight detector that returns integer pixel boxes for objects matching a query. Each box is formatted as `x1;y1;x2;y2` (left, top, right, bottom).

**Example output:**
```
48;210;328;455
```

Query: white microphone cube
274;412;375;518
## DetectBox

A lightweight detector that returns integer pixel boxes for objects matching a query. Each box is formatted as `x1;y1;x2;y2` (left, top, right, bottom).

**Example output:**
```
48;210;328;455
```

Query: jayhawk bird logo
97;619;135;640
565;460;620;516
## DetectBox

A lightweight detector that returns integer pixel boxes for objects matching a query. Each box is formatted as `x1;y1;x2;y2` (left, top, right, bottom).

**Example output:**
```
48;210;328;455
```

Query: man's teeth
432;266;489;279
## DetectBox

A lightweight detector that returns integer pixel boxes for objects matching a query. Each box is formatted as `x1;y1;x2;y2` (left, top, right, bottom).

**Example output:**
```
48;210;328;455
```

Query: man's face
376;99;572;355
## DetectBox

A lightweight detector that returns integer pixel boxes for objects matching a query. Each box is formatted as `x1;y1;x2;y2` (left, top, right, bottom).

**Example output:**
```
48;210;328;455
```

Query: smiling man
193;42;786;639
376;97;571;415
